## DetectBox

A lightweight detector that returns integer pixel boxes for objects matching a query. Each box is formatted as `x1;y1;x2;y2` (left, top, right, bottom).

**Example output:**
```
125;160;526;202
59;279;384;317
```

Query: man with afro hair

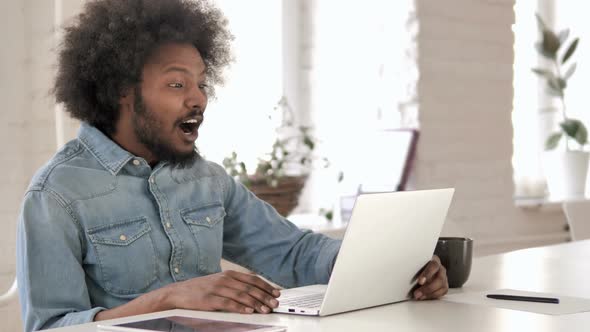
16;0;449;330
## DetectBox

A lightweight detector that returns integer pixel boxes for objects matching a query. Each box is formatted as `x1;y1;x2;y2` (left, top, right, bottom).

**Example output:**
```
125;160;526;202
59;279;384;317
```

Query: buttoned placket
147;170;185;281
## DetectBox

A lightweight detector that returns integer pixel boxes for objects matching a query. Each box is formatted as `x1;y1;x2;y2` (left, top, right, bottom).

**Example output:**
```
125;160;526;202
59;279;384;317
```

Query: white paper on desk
442;289;590;315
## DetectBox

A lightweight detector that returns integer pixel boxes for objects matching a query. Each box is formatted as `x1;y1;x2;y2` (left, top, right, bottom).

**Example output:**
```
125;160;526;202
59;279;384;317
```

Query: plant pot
543;151;590;199
247;176;307;217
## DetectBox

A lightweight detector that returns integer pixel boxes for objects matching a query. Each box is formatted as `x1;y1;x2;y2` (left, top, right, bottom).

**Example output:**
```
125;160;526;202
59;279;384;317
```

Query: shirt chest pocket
87;217;159;296
181;203;226;273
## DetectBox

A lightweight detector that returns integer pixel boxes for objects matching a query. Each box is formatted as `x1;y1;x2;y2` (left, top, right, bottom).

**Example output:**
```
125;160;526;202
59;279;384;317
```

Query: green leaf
531;68;555;80
562;38;579;64
546;85;563;97
542;30;561;56
546;78;564;97
561;119;588;146
545;132;563;150
299;126;310;134
303;136;315;150
547;77;566;92
560;119;580;137
535;42;555;60
272;139;281;149
257;161;272;175
239;162;247;174
564;63;577;80
575;123;588;146
318;208;333;221
561;119;580;139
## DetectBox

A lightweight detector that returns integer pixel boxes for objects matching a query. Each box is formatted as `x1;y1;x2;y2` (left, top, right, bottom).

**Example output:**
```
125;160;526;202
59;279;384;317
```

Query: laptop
274;188;455;316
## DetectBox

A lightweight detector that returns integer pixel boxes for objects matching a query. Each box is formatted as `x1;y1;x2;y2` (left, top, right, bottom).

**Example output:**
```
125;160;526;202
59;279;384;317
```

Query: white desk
48;240;590;331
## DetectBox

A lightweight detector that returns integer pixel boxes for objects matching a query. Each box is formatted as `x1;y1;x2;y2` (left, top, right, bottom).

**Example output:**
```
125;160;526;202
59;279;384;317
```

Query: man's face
130;43;208;167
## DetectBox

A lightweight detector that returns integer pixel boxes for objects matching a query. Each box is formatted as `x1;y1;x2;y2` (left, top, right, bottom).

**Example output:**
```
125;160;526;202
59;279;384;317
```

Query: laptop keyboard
279;292;325;308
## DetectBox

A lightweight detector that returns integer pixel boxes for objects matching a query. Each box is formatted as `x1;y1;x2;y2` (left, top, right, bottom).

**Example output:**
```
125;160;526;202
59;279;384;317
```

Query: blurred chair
0;278;17;306
340;129;419;222
562;200;590;241
395;129;419;192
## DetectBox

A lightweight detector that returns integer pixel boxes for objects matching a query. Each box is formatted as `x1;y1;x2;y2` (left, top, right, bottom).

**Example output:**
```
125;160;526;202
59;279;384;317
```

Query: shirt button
206;216;211;223
119;235;127;241
149;178;154;184
166;222;172;228
174;267;180;274
132;159;140;166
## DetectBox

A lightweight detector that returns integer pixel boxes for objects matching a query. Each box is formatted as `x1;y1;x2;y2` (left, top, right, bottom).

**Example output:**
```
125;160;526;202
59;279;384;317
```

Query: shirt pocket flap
87;217;151;246
181;203;226;228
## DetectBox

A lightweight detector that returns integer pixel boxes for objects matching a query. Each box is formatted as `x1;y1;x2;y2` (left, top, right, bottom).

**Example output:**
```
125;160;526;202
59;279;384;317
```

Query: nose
186;85;207;113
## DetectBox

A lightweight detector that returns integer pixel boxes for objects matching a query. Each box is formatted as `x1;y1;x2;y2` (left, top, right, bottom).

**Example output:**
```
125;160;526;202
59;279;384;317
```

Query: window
513;0;590;200
197;0;283;170
301;1;419;213
512;0;546;198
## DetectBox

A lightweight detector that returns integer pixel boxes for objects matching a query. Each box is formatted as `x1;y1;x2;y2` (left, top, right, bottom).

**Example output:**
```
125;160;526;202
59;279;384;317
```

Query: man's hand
413;255;448;300
166;270;281;314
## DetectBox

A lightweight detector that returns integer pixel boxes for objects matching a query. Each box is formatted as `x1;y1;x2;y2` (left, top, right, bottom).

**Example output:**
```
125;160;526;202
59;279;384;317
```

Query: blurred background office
1;0;587;330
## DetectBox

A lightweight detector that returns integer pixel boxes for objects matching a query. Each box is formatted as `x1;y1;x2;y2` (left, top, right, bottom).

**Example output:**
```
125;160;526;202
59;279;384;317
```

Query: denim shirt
16;123;341;331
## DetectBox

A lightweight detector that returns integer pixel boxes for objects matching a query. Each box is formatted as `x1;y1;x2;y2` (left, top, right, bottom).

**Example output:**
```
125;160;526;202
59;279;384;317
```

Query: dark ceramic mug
434;237;473;288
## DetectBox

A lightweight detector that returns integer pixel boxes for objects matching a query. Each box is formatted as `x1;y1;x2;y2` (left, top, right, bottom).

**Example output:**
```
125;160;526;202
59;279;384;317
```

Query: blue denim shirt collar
77;122;135;175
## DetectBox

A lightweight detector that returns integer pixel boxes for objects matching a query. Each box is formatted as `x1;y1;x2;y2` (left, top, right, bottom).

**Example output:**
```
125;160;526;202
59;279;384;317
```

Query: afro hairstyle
53;0;233;135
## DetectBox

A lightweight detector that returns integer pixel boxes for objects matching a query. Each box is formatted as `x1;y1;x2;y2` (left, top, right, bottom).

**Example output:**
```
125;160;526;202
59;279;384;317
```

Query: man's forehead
145;43;205;70
161;65;207;77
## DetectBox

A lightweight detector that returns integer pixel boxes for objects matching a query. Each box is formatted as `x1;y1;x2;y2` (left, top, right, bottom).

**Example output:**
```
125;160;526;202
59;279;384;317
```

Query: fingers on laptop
226;270;280;296
212;286;274;314
413;271;448;300
414;257;448;300
418;257;441;285
171;270;280;314
220;271;281;313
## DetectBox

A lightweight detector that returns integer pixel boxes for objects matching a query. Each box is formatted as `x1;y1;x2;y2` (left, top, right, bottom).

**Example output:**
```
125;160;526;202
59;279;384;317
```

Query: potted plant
533;14;589;199
223;96;340;217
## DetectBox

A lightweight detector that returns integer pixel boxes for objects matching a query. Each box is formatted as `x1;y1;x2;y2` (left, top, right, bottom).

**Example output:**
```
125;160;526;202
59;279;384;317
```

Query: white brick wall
414;0;567;256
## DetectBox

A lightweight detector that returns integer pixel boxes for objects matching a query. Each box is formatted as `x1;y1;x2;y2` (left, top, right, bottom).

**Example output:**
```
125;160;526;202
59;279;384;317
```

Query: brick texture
414;0;567;255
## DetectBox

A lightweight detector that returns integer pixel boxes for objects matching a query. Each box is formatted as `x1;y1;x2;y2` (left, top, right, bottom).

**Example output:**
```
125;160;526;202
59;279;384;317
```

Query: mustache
175;109;204;126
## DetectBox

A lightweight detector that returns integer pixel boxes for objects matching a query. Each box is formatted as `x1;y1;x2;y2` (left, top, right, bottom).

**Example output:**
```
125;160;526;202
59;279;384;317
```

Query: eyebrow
162;66;206;78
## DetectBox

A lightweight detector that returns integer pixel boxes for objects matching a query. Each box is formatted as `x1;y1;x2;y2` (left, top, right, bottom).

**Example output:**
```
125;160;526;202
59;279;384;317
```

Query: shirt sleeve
17;190;105;331
214;164;342;288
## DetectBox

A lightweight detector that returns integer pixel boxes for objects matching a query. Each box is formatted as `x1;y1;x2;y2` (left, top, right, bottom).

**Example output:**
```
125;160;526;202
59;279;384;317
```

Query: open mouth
179;118;199;136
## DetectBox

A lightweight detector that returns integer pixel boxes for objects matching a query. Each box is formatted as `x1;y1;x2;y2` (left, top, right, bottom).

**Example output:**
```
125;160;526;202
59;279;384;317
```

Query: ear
118;87;135;114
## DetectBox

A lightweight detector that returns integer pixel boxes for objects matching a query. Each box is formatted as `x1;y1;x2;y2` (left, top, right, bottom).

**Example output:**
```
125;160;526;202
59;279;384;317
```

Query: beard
132;92;198;169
